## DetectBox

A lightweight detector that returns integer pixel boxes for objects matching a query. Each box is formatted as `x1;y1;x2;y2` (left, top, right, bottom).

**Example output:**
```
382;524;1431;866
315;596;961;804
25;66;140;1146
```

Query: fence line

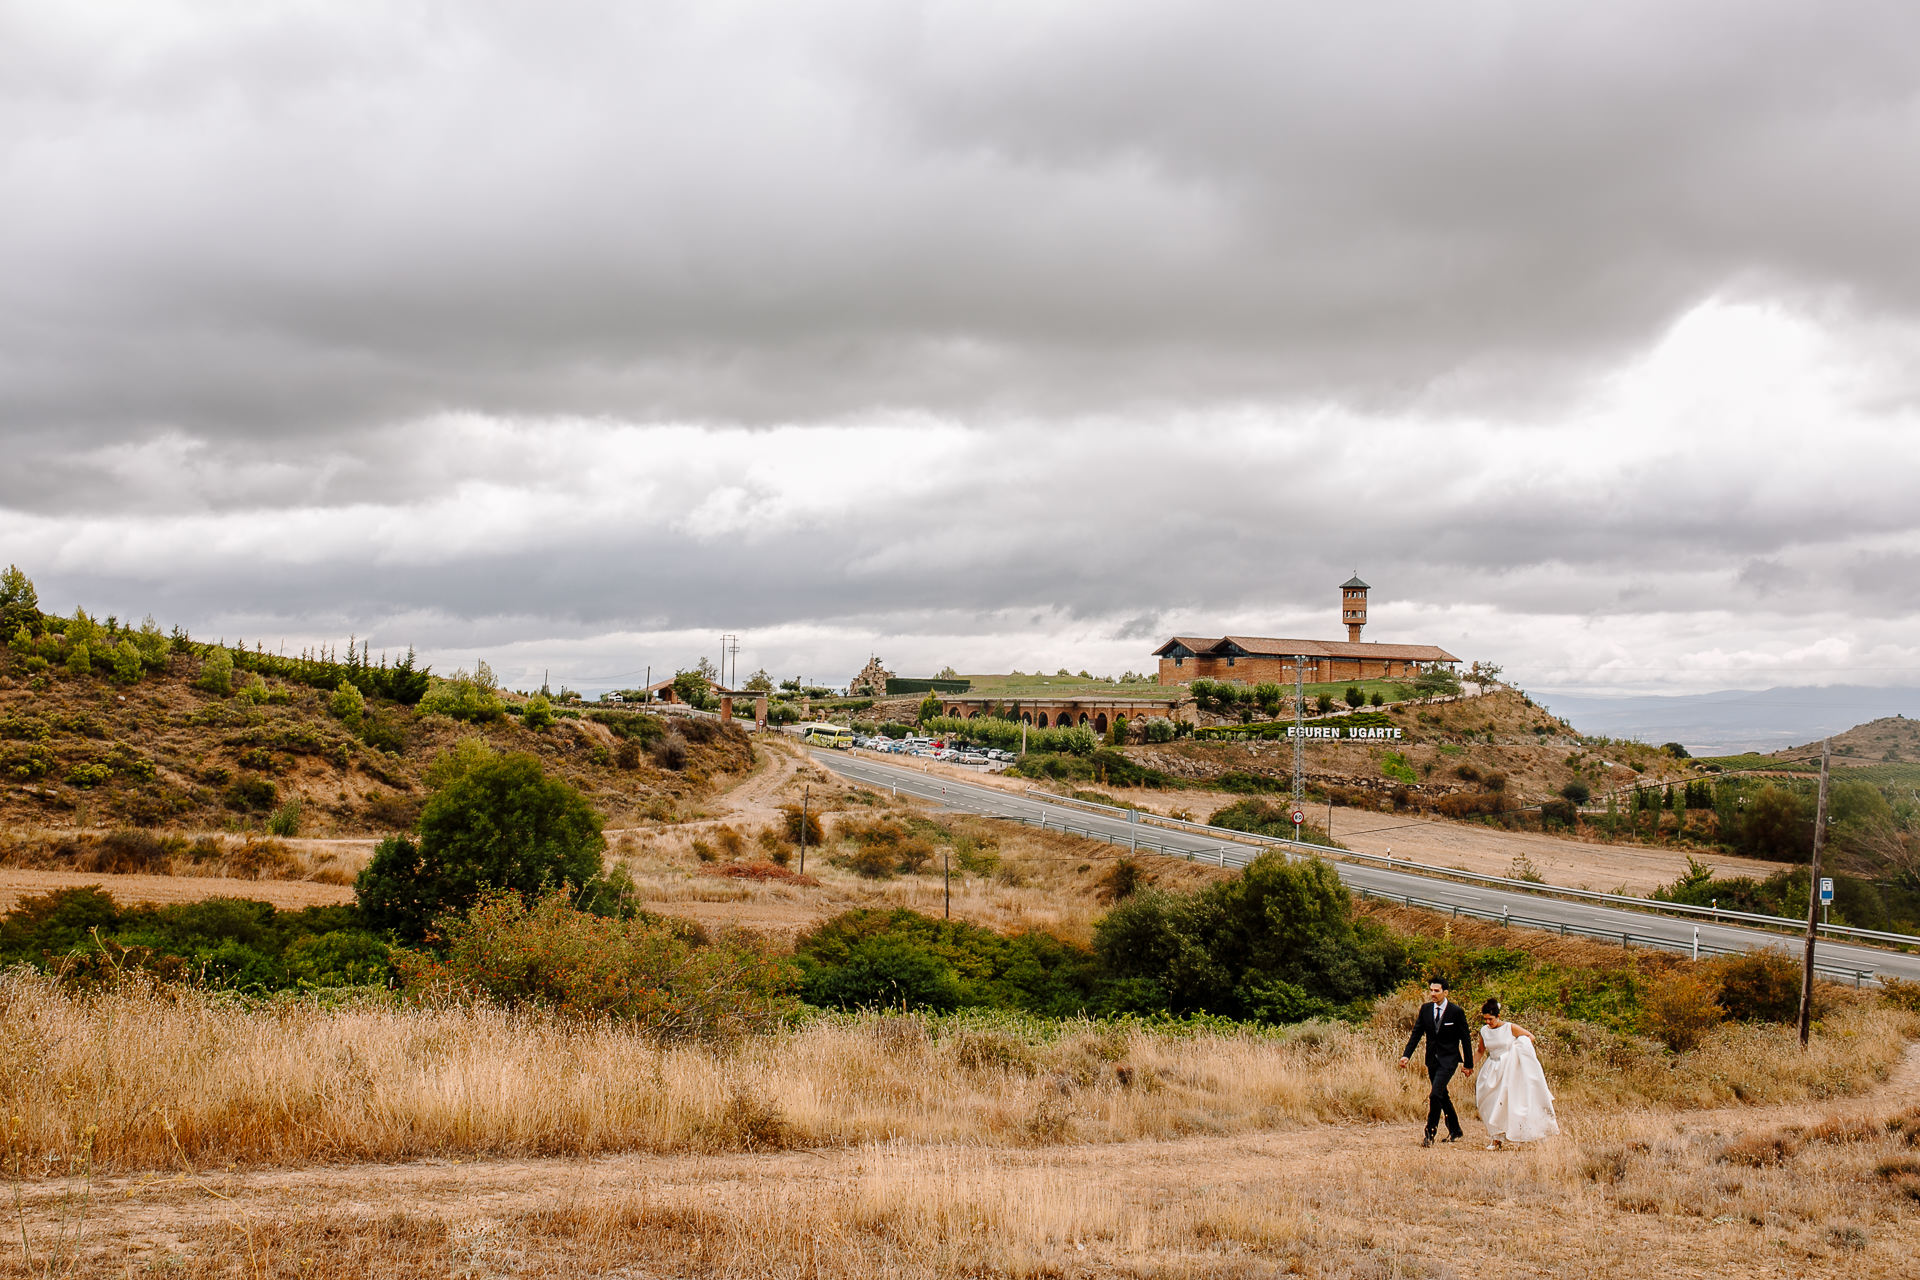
1031;789;1920;950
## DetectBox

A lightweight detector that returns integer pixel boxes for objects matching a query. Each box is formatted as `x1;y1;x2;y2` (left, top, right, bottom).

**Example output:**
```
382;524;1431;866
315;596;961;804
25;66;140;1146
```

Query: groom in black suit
1400;977;1474;1146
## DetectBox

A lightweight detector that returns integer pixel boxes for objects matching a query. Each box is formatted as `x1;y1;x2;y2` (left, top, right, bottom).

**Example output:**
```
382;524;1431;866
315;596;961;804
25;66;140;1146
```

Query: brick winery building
1153;576;1459;686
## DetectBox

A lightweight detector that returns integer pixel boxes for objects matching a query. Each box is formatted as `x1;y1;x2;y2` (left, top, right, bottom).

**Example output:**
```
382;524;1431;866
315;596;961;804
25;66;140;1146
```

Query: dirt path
0;868;355;912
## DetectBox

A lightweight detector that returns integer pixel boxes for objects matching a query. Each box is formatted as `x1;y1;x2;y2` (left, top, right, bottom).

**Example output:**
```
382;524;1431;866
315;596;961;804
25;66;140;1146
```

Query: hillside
0;617;753;839
1791;715;1920;765
1124;686;1693;811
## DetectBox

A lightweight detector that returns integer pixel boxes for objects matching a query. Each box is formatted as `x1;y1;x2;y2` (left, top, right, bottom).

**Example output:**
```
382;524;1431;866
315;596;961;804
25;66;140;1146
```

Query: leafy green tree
8;625;30;657
1741;784;1812;862
64;642;90;677
1412;665;1463;698
1252;682;1284;716
1107;714;1128;746
355;751;609;941
917;694;943;724
672;668;713;709
743;668;774;693
0;565;38;635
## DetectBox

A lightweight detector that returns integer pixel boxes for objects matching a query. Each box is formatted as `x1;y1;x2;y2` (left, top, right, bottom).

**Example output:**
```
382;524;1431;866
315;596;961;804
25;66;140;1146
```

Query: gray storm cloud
2;1;1919;692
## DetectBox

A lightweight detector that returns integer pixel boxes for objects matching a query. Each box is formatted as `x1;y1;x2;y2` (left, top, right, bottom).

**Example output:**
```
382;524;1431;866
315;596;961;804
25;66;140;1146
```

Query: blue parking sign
1819;877;1834;903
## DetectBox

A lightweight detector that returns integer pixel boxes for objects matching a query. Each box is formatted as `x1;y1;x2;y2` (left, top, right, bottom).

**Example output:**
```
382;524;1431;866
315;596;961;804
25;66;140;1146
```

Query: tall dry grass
2;968;1912;1177
29;1095;1920;1279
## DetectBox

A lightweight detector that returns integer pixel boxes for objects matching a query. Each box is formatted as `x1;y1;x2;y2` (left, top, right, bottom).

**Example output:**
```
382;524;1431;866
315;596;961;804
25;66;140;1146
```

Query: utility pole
1797;739;1831;1049
1293;654;1306;839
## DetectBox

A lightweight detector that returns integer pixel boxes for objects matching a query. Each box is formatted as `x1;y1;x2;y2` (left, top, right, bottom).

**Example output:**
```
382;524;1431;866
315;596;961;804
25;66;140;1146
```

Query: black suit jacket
1403;1000;1474;1069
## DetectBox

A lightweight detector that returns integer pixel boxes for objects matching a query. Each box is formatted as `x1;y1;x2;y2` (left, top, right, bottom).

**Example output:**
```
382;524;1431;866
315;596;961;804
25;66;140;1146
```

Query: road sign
1819;877;1834;903
1290;809;1305;825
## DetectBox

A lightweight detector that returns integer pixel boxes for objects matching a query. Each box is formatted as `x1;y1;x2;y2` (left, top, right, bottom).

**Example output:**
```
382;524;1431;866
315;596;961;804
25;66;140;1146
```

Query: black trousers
1425;1058;1463;1138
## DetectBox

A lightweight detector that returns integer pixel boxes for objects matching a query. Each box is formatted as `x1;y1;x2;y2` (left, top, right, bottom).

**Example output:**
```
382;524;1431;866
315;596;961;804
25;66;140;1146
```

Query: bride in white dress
1473;999;1559;1148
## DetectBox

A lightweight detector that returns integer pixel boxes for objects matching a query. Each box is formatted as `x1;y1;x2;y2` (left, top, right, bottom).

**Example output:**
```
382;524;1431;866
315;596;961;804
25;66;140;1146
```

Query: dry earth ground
10;1045;1918;1279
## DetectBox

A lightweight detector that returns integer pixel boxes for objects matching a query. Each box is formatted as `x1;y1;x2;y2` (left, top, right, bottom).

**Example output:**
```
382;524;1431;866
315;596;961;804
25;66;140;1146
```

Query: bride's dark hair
1481;998;1501;1016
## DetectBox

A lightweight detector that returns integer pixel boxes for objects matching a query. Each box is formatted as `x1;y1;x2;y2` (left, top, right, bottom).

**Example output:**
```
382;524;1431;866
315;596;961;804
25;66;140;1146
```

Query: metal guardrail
1032;789;1920;951
1349;886;1881;989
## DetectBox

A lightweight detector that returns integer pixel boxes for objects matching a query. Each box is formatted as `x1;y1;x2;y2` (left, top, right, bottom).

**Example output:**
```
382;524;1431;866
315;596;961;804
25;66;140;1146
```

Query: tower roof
1340;574;1370;590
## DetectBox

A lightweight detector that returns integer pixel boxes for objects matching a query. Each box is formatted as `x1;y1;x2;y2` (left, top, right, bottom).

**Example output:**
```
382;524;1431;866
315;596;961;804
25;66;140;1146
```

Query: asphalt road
813;749;1920;986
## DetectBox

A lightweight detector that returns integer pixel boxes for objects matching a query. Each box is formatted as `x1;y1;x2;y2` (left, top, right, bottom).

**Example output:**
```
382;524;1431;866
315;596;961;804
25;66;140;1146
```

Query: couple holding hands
1399;976;1559;1149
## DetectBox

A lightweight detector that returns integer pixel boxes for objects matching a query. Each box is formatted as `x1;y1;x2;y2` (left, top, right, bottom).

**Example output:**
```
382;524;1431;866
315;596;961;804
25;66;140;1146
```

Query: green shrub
1344;686;1365;709
283;930;393;987
522;694;554;730
1142;719;1176;744
329;682;366;723
266;798;304;837
108;640;143;684
227;774;278;812
1092;852;1405;1021
795;908;1100;1016
355;750;608;941
1370;692;1385;707
197;647;234;695
1314;694;1334;714
65;643;91;677
395;889;796;1041
66;762;111;788
1710;950;1804;1022
1560;779;1592;805
416;675;506;723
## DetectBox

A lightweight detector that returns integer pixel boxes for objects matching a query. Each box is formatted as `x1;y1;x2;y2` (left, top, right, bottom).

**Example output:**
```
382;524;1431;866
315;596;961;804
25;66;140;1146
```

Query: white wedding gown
1474;1022;1560;1143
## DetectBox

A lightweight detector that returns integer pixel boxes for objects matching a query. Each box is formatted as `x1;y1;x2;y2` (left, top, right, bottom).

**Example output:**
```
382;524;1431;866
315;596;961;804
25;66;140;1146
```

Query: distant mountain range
1531;686;1920;756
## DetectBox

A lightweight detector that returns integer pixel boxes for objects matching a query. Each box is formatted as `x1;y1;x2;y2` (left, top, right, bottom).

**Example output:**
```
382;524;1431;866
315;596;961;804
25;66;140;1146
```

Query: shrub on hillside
329;682;366;724
395;889;796;1041
1710;950;1805;1022
196;647;234;695
1560;779;1592;805
522;694;555;730
1344;686;1365;709
355;750;610;941
795;908;1100;1016
65;643;91;677
1093;851;1406;1021
1142;718;1176;744
416;673;506;723
1642;971;1725;1052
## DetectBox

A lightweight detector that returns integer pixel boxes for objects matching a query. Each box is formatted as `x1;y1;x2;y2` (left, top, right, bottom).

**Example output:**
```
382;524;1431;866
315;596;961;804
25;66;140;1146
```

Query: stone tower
1340;574;1369;642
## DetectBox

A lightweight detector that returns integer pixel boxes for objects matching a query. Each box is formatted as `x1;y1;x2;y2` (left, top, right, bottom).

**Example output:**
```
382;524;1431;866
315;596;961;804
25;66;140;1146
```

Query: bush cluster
396;889;796;1042
0;887;391;991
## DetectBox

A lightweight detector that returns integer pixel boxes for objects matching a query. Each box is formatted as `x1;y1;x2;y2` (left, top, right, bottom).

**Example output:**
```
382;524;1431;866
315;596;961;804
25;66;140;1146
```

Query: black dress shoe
1441;1134;1461;1143
1420;1136;1434;1148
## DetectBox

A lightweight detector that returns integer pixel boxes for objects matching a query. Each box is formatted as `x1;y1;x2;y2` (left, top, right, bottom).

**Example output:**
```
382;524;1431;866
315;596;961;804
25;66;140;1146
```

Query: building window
1174;656;1183;667
1226;656;1235;667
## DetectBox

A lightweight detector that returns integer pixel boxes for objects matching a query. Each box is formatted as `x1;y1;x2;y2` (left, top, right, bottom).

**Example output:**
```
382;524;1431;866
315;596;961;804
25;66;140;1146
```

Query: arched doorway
1021;712;1032;725
1036;713;1050;728
1078;714;1090;727
1094;713;1109;734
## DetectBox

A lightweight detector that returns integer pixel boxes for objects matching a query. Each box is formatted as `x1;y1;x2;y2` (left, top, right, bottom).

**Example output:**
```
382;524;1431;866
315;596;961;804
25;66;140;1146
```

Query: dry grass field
3;973;1916;1278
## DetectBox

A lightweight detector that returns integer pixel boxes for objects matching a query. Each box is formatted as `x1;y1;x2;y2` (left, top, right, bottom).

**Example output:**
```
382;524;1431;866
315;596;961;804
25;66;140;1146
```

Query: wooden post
944;845;951;919
799;784;809;876
1797;739;1831;1049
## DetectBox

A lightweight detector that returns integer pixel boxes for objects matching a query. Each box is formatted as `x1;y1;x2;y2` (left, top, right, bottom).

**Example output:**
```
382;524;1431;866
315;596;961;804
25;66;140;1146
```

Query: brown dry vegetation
0;656;753;838
1128;688;1692;810
3;977;1916;1278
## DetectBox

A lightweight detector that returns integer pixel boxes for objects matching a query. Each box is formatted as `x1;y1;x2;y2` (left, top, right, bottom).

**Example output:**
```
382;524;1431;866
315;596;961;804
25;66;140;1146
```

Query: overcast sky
4;1;1919;697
